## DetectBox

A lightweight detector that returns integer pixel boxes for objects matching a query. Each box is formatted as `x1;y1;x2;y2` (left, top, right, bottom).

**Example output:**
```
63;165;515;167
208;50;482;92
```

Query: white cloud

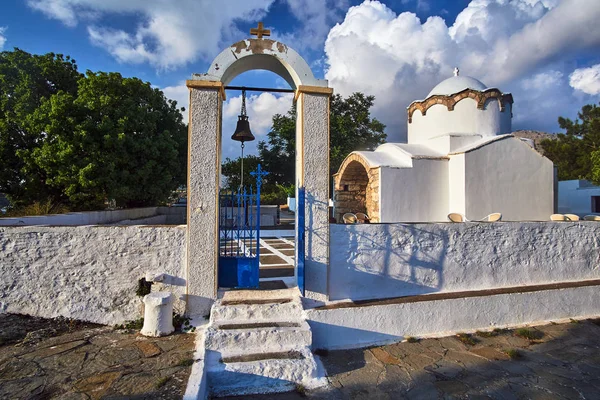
324;0;600;140
569;64;600;95
521;70;563;90
222;92;294;160
27;0;275;69
162;82;190;124
0;27;6;49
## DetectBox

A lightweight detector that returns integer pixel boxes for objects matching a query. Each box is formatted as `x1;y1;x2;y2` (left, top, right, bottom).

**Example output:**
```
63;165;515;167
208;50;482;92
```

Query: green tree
24;71;187;209
222;92;386;198
0;48;81;207
541;102;600;184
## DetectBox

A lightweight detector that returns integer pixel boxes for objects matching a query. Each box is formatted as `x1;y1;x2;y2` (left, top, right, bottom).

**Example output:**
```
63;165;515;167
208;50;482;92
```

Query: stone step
211;299;304;323
204;320;312;353
206;346;319;398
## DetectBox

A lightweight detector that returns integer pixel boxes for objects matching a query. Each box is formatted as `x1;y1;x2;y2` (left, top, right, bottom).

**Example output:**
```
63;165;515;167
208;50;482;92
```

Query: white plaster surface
187;88;221;317
328;222;600;302
0;225;186;325
196;39;327;89
408;99;511;144
558;179;600;216
426;75;487;97
379;159;449;223
463;137;554;221
307;284;600;350
204;287;325;397
0;207;159;226
140;292;175;337
299;93;330;302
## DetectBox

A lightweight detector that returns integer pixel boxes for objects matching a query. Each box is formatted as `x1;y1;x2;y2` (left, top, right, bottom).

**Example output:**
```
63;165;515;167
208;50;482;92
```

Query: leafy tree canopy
541;102;600;184
222;92;386;200
0;49;187;210
0;48;81;206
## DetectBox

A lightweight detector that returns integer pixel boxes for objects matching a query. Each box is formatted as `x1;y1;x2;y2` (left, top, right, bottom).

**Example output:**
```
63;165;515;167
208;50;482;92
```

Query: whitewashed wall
0;225;186;325
308;284;600;350
408;99;511;144
0;207;187;226
463;138;554;221
558;180;600;215
379;159;449;223
328;222;600;302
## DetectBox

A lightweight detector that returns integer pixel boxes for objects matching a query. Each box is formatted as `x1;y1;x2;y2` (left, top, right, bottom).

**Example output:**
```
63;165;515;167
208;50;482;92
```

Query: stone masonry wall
334;156;380;222
0;225;186;325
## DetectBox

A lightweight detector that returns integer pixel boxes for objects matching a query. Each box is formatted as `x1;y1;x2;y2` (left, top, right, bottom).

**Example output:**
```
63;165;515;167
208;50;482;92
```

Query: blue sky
1;0;600;160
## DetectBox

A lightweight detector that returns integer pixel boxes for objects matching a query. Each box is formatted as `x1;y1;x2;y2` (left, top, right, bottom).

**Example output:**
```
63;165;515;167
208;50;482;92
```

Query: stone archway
185;36;332;316
334;154;380;223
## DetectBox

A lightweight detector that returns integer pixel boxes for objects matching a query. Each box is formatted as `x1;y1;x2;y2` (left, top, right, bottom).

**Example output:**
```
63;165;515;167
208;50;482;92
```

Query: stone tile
370;347;402;365
434;379;470;397
73;371;122;400
470;347;510;361
135;341;162;358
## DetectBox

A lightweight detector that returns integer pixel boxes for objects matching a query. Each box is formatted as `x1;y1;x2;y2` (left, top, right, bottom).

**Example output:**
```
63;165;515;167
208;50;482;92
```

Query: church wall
328;221;600;303
0;225;187;325
407;98;511;144
464;138;554;221
379;159;449;223
448;154;466;216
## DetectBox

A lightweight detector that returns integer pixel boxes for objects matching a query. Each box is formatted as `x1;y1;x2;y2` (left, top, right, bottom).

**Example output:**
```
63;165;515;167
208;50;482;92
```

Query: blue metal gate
218;165;267;289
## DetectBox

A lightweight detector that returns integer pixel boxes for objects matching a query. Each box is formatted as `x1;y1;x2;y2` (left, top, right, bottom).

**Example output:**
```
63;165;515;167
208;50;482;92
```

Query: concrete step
206;346;319;397
204;320;312;353
211;299;304;323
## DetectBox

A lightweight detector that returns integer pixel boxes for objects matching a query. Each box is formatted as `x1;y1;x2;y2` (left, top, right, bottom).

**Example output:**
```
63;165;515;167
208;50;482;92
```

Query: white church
334;69;555;223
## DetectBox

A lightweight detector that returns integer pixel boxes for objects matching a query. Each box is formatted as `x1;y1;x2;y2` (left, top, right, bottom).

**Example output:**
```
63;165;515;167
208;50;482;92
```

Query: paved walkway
221;319;600;399
0;314;195;399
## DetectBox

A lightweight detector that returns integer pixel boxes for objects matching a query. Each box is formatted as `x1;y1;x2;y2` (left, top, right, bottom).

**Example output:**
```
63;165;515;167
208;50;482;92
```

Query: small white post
141;292;175;337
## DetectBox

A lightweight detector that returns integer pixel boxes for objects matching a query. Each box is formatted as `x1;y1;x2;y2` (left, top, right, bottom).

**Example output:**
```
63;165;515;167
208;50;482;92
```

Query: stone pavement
0;313;195;399
219;319;600;399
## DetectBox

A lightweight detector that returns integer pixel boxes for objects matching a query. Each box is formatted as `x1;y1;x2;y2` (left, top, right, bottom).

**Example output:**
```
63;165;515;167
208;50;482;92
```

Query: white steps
204;288;325;397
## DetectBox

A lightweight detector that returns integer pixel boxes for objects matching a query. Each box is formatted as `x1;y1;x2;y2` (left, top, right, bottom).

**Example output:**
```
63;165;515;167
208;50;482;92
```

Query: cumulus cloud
222;92;294;159
0;27;6;49
324;0;600;140
27;0;275;69
161;82;190;124
569;64;600;95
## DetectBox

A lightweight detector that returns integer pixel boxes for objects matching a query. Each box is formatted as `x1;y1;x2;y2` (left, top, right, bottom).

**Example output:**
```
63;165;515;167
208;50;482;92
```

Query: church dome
427;75;487;97
407;68;513;144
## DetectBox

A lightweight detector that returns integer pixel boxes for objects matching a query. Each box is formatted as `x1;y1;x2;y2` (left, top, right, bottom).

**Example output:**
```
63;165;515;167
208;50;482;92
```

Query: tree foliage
0;48;81;207
541;102;600;184
0;49;187;210
222;92;386;200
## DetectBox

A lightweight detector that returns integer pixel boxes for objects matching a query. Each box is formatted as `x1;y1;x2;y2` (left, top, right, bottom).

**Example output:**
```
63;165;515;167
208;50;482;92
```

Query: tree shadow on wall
329;223;449;301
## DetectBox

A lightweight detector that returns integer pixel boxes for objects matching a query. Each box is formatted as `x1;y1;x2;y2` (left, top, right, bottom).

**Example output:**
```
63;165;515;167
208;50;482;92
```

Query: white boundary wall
307;284;600;350
329;222;600;301
0;225;186;325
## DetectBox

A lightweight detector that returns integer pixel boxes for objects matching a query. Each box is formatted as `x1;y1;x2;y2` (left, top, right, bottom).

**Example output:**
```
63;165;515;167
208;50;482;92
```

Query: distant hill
512;130;556;155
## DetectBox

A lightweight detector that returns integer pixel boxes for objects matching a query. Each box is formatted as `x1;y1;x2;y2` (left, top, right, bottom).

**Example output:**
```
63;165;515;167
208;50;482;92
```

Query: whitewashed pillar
296;87;332;302
185;81;224;316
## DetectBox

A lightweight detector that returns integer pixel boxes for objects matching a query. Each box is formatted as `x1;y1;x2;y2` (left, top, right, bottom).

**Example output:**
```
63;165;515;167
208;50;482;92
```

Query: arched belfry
185;26;332;315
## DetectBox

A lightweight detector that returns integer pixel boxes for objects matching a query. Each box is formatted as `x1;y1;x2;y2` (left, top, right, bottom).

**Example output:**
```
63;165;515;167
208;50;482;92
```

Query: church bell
231;114;255;143
231;89;255;143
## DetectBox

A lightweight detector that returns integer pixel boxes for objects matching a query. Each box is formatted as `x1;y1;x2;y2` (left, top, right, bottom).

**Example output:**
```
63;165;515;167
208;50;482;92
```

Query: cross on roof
250;22;271;39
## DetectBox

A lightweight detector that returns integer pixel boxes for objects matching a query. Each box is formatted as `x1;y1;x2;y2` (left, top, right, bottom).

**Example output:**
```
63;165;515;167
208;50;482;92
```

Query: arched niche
185;37;332;316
